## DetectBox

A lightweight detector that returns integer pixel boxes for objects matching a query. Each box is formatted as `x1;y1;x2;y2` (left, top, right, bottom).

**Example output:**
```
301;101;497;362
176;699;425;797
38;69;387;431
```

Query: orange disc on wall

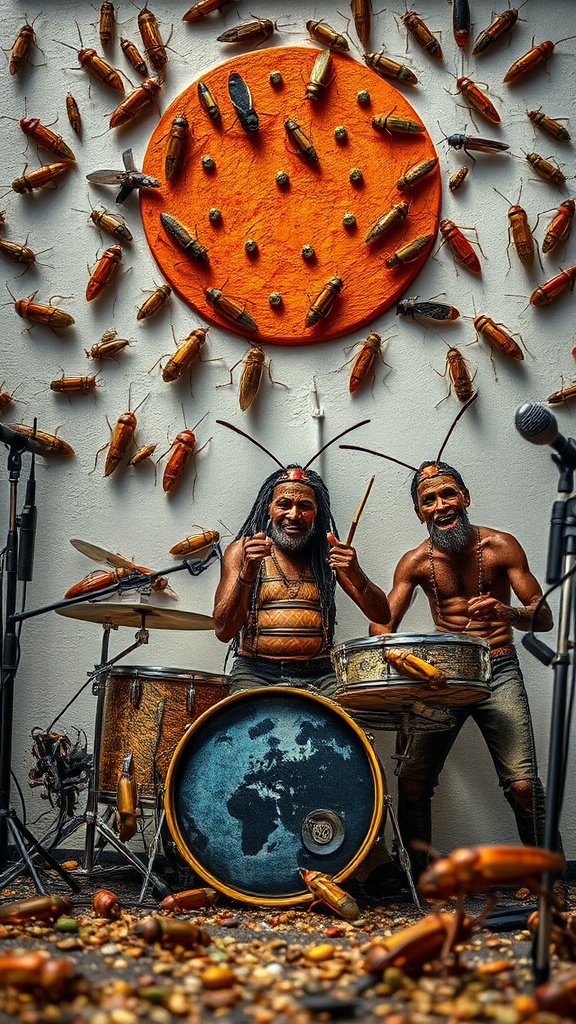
141;46;441;345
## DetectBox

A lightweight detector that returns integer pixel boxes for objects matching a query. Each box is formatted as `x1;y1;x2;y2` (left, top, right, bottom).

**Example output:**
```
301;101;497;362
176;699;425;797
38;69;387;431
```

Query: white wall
1;0;575;863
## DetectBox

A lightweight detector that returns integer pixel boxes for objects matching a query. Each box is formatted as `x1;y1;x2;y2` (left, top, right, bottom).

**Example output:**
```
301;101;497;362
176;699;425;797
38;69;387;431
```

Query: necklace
270;545;308;599
429;526;483;620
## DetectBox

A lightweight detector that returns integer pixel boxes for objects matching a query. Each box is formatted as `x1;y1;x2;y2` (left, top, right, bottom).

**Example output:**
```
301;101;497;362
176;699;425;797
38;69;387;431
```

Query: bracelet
237;573;252;588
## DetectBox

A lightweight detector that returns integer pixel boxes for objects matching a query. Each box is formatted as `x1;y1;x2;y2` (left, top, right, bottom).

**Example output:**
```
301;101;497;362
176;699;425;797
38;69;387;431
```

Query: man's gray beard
428;510;472;553
270;521;315;553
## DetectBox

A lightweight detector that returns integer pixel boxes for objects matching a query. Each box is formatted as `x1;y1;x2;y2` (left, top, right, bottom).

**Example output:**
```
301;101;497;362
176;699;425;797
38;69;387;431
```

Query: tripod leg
138;808;165;903
90;814;170;898
9;814;82;892
5;814;47;894
385;796;421;910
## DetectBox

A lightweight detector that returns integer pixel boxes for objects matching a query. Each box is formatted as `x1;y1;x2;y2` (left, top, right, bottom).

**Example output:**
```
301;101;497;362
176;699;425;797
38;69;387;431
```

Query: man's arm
326;533;391;624
466;532;554;633
212;533;271;642
369;550;419;635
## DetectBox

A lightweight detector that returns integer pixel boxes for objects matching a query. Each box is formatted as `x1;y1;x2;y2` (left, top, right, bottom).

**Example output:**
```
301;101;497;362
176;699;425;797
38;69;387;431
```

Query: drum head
165;687;384;906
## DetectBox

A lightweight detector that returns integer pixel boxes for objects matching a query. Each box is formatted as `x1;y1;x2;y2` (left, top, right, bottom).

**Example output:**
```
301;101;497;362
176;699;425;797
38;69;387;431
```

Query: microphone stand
521;456;575;985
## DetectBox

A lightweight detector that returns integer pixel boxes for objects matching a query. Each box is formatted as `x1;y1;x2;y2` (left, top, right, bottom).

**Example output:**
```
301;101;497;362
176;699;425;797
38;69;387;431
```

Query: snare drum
165;687;385;906
98;666;230;805
332;633;491;718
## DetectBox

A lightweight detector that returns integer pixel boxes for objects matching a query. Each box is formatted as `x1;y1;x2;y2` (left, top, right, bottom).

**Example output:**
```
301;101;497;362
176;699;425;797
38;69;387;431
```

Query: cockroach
137;283;172;320
527;108;571;143
217;17;276;45
493;187;534;269
419;844;564;901
86;327;132;360
448;166;469;192
69;539;172;595
386;647;448;686
85;204;133;244
305;276;343;326
365;200;410;244
120;37;148;77
12;290;75;329
58;25;125;92
0;236;46;269
396;296;460;322
228;71;259;132
86;148;160;204
351;0;371;48
206;286;258;331
86;243;123;301
346;332;389;393
10;162;71;194
163;113;189;180
401;11;442;60
305;49;332;102
134;916;211;948
299;869;360;921
129;443;156;466
94;391;148;476
160;212;208;262
547;381;576;405
530;266;576;306
386;233;432;267
65;565;163;598
306;19;349;51
99;3;115;49
362;911;477;975
197;80;221;123
439;219;481;273
161;414;209;494
169;528;219;558
503;38;574;84
18;116;76;162
363;51;418;85
284;117;318;163
138;5;168;77
452;0;470;48
109;77;162;129
158;327;209;382
396;157;438;190
525;152;566;186
443;131;509;160
9;16;41;75
6;422;75;457
50;372;101;393
474;314;524;359
542;200;575;254
0;382;23;415
372;112;424;135
456;77;500;125
0;895;72;924
160;887;217;912
219;345;286;410
183;0;236;23
0;952;76;998
440;345;476;404
66;94;82;138
472;3;527;55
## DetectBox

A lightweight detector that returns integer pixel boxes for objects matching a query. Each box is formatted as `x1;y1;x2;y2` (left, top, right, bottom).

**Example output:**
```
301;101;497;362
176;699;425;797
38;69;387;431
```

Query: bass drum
165;687;385;906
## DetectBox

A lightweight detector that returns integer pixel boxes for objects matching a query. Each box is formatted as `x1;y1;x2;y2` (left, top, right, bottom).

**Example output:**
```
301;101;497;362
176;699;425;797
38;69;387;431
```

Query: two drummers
212;458;554;882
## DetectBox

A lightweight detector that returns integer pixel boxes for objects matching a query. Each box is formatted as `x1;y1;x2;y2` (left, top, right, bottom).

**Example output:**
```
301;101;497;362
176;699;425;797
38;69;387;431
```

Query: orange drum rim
164;686;385;907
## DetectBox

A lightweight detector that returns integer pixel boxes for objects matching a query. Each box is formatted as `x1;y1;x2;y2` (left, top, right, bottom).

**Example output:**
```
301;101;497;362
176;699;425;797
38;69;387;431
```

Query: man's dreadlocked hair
410;461;467;510
233;465;339;651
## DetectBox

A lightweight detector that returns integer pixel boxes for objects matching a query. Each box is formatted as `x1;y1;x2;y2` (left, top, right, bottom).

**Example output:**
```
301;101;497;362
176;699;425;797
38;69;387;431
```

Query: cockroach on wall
396;296;460;323
86;148;161;205
217;17;277;45
86;327;133;361
503;37;576;85
527;108;571;143
93;390;148;476
86;244;123;302
306;19;349;52
99;3;116;49
109;77;162;129
183;0;237;23
16;115;76;162
472;2;527;55
137;283;172;320
341;332;391;394
120;37;148;77
138;4;168;78
57;23;125;92
305;276;343;327
540;200;575;254
493;186;535;270
401;10;442;61
228;72;259;133
386;234;432;268
9;287;75;330
9;162;71;194
206;286;258;332
437;343;476;404
159;413;211;495
217;344;287;410
351;0;371;48
363;51;418;85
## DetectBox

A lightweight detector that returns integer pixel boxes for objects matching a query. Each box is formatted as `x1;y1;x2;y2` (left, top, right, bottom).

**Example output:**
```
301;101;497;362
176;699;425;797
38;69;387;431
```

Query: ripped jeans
396;650;549;876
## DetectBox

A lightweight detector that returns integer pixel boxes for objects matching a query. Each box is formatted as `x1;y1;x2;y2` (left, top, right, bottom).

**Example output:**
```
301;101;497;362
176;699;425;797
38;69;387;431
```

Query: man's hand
326;532;365;590
466;594;517;624
239;532;272;582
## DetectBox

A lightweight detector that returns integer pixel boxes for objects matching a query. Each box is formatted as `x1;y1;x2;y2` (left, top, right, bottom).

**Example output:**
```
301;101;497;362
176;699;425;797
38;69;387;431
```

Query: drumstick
346;476;375;546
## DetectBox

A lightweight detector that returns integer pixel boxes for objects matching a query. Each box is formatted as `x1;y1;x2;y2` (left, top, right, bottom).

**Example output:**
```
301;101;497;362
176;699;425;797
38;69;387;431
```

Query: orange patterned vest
239;555;328;660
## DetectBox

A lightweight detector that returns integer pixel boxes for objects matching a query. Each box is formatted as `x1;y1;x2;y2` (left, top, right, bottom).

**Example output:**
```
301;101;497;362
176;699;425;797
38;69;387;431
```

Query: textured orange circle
141;47;441;345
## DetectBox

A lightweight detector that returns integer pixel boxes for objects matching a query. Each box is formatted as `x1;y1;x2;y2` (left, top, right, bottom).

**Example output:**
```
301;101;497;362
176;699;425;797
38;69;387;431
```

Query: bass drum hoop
164;686;385;907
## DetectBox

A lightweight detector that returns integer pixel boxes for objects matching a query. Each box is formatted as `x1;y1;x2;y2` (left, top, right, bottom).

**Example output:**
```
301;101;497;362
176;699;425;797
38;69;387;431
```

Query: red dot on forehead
272;481;316;503
281;468;309;481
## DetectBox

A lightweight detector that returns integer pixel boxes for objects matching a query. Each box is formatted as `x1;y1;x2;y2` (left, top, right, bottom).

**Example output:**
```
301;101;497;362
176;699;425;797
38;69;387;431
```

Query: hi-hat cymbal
56;602;214;630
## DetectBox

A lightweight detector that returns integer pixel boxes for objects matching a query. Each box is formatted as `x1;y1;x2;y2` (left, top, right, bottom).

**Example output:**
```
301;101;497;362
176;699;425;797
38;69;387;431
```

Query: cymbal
56;602;214;630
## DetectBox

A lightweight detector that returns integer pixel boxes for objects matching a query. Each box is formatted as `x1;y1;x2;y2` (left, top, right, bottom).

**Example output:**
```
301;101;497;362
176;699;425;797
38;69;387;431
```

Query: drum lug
186;686;196;715
130;679;142;709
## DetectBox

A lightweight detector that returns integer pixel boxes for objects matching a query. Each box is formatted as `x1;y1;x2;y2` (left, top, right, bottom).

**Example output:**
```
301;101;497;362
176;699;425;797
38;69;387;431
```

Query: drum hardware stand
383;793;421;909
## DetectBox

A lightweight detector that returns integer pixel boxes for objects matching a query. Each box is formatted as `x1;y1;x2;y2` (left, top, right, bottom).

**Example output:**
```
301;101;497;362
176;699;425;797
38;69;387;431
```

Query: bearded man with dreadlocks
213;465;390;694
370;461;558;884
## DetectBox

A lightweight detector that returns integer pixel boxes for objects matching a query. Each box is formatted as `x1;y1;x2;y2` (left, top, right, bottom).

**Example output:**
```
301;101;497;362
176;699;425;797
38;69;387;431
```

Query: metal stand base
385;794;421;909
0;808;81;893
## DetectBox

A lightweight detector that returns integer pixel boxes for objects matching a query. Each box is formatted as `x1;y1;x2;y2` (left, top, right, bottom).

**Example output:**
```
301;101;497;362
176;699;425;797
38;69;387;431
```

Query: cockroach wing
86;169;128;184
122;148;136;171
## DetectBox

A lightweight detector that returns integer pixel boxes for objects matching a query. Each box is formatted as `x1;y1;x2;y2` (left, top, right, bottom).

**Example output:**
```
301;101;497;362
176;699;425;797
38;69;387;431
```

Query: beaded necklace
270;544;309;599
429;525;483;619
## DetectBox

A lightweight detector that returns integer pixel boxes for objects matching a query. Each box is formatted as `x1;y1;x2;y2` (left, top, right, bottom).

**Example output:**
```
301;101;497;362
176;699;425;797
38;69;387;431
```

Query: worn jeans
396;650;548;875
229;654;338;696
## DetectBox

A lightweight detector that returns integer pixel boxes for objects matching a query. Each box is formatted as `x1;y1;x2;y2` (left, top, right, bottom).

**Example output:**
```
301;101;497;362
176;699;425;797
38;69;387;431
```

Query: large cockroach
527;108;571;143
183;0;236;23
363;51;417;85
12;290;75;329
120;37;148;77
0;895;72;923
396;296;460;323
372;112;424;135
160;212;208;262
365;200;409;244
346;332;390;393
206;286;258;331
138;5;168;77
9;16;42;75
547;381;576;406
530;266;576;306
161;414;210;494
386;234;432;268
284;117;318;163
219;345;285;410
170;528;219;558
494;186;534;270
541;200;575;254
10;162;71;194
66;538;171;596
7;422;75;457
134;916;211;948
362;911;477;975
305;50;332;102
306;19;349;51
137;283;172;320
299;869;360;920
439;345;476;403
451;0;470;47
86;327;132;361
0;952;76;998
443;131;509;161
94;392;148;476
197;80;221;123
58;25;125;92
86;148;160;204
217;17;276;45
65;94;82;138
156;327;209;382
228;72;259;132
18;116;76;161
305;276;343;326
396;157;437;190
456;77;500;125
503;38;575;84
164;113;189;179
401;10;442;60
65;566;158;599
50;371;101;394
439;219;482;273
160;887;217;912
472;3;527;55
99;3;115;49
474;314;524;360
86;244;123;301
351;0;371;48
385;648;447;686
109;77;162;129
525;152;566;187
419;844;564;901
84;203;133;244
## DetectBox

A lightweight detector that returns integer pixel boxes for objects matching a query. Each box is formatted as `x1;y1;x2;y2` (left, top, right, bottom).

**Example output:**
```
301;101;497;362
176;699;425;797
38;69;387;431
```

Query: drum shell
98;666;230;804
332;633;492;714
164;687;385;906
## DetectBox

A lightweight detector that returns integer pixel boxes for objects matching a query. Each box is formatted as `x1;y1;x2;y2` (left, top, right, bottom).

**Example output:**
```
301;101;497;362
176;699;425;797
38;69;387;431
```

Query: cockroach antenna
216;419;371;473
215;420;284;469
302;420;370;470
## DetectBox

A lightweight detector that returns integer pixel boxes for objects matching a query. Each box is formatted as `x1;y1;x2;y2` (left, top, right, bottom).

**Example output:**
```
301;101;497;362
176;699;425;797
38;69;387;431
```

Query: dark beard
270;521;315;553
428;510;472;553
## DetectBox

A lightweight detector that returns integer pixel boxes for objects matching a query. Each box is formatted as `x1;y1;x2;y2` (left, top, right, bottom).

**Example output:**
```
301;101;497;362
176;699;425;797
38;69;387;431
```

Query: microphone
0;422;34;453
514;402;576;470
18;454;37;582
